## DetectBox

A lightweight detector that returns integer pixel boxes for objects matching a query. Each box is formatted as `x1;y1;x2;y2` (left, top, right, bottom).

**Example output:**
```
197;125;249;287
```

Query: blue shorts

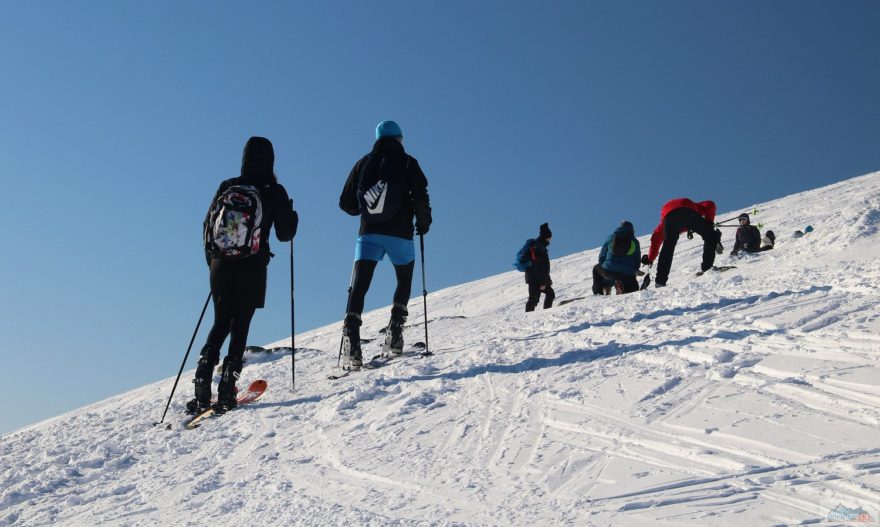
354;234;415;266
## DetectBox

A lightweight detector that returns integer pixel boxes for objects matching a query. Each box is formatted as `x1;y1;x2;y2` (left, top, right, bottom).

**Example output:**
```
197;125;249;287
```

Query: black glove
687;230;694;240
641;254;651;267
290;210;299;238
415;207;432;235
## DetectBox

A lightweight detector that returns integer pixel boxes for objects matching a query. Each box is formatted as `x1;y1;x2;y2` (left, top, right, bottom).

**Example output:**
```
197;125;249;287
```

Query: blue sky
2;1;878;434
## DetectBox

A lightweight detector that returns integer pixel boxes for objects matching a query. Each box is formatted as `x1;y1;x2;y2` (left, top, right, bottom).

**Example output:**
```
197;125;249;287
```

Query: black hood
241;136;275;178
372;136;405;154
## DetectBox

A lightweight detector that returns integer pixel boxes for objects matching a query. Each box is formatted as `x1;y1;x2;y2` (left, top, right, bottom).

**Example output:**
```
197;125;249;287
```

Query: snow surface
3;172;880;526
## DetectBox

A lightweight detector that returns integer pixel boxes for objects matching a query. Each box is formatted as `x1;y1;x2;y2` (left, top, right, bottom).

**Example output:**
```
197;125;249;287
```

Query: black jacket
339;138;431;240
733;225;761;253
204;173;298;266
525;239;552;285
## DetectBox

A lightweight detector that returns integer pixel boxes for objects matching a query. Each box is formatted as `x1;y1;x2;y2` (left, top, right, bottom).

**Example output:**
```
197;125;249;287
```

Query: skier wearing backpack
730;212;775;255
524;223;555;312
592;221;641;295
642;198;722;287
338;121;432;370
187;137;298;414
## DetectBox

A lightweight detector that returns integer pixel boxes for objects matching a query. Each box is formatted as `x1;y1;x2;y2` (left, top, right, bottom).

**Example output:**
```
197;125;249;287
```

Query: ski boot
714;229;724;255
213;358;240;414
342;313;363;370
761;230;776;249
186;348;217;415
383;303;407;356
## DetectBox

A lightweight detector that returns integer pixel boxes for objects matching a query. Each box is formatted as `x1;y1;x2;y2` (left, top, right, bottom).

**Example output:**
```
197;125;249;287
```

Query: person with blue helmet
338;121;432;370
592;221;641;295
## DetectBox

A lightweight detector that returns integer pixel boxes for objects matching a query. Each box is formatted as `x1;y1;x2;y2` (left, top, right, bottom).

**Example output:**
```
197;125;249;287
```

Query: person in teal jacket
592;221;641;295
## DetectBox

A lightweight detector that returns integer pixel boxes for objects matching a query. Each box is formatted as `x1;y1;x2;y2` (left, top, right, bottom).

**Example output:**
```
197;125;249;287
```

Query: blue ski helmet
376;120;403;139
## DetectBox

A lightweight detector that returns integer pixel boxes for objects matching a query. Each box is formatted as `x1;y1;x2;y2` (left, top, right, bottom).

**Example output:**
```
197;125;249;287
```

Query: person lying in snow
730;212;775;255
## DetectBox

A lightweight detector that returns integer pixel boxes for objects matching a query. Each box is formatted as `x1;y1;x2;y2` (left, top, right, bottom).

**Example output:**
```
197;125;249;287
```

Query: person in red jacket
642;198;722;287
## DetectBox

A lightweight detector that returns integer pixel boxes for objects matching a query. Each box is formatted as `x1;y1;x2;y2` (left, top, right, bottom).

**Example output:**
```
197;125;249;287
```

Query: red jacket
647;198;717;262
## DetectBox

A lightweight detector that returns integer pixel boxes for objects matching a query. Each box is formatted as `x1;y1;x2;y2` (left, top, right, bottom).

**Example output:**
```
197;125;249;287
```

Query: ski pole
715;207;759;227
717;222;764;229
337;263;356;367
290;206;296;391
419;234;431;356
154;291;211;427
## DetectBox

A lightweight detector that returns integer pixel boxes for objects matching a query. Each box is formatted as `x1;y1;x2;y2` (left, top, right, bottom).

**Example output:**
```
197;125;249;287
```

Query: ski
184;379;267;430
328;342;427;380
695;265;738;276
245;345;295;354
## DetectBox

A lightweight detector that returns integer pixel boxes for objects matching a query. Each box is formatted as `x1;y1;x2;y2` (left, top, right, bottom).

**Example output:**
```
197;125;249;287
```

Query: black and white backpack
356;153;409;223
205;184;263;259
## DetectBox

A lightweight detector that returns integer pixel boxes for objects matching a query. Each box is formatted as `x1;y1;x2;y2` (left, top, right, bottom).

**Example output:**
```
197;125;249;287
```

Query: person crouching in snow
642;198;722;287
525;223;555;312
730;212;775;256
592;221;641;295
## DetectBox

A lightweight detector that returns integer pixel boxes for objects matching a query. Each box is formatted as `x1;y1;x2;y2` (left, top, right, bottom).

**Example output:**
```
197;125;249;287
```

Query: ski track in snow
3;171;880;526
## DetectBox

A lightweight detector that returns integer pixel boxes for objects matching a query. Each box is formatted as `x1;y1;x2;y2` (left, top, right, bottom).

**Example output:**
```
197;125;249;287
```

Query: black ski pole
154;291;211;427
337;263;356;367
419;234;431;356
715;207;759;227
717;222;764;229
290;214;296;391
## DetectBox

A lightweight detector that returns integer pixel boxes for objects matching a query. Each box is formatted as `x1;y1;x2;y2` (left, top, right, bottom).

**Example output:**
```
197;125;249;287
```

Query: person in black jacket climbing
338;121;432;370
525;223;555;312
187;137;298;415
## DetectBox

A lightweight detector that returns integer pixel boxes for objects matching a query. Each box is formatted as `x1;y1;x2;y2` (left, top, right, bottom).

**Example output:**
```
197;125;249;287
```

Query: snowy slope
3;172;880;526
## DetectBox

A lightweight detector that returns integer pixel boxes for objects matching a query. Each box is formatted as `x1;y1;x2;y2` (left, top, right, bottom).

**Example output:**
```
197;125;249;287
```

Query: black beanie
241;136;275;176
539;222;552;240
738;213;750;224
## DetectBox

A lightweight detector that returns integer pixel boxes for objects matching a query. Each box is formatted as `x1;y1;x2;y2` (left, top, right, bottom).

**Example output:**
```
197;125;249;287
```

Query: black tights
200;297;256;373
346;259;414;315
591;265;640;294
